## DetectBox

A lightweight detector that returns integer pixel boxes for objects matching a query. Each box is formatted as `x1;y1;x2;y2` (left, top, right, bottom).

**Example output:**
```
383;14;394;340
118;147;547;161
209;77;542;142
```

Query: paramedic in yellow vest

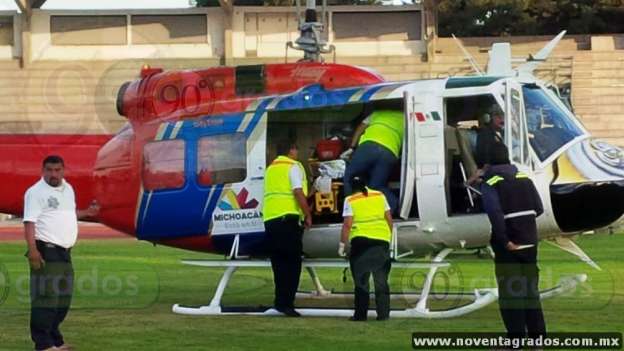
339;177;393;321
263;141;312;317
342;110;403;214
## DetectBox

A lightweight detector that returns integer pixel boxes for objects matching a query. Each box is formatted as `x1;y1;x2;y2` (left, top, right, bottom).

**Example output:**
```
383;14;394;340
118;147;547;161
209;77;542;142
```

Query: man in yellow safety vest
339;177;393;321
342;110;404;214
263;141;312;317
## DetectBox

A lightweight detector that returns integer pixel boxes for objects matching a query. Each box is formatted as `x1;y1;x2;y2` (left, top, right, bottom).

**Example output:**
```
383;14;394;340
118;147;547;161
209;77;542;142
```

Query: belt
268;214;299;221
36;240;71;252
503;210;537;219
265;214;302;227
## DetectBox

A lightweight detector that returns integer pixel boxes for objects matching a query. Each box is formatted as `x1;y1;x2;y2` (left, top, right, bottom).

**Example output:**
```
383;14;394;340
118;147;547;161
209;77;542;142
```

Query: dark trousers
30;240;74;350
493;244;546;339
349;237;391;320
343;142;399;214
265;215;303;309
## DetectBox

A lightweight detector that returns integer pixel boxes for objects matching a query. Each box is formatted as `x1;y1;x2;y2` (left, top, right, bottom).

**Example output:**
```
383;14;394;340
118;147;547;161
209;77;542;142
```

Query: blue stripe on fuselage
359;85;386;102
245;99;272;137
274;85;360;111
160;123;173;140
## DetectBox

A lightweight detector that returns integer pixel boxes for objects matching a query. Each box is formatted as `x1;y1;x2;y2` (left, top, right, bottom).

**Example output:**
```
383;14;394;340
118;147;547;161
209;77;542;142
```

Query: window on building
197;133;246;186
51;16;127;45
131;15;207;44
333;11;421;41
142;139;186;191
0;16;14;46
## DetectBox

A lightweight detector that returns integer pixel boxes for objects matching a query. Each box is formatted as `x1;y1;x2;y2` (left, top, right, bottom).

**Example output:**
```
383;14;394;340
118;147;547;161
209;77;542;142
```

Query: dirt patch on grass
0;222;131;241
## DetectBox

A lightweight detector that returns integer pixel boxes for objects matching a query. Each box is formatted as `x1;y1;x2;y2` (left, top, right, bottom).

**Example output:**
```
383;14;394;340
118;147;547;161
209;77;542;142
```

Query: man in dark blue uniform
476;105;505;169
481;145;546;340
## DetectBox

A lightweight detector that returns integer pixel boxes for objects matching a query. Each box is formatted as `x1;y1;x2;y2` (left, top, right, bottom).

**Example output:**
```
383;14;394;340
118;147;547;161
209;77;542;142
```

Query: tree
438;0;624;36
195;0;381;5
195;0;221;6
438;0;532;37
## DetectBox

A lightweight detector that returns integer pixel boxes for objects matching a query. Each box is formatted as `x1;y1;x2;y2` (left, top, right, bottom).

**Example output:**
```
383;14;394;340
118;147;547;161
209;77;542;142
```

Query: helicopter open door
503;79;531;171
399;92;416;219
408;84;447;228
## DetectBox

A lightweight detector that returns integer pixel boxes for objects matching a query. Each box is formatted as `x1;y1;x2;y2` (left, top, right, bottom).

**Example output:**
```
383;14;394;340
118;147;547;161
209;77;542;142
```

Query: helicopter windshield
523;85;584;162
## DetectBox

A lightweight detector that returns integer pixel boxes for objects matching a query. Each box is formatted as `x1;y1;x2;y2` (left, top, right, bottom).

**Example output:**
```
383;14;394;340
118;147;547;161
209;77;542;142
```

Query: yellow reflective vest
263;155;308;222
346;188;391;242
358;110;404;158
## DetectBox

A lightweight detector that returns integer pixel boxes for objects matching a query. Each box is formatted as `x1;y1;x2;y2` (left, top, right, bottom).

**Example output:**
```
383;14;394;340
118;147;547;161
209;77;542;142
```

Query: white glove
338;242;347;257
339;148;353;160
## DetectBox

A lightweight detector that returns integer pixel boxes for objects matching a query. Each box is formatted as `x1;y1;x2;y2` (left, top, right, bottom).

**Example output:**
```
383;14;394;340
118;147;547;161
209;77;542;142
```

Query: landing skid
172;259;448;316
172;250;587;318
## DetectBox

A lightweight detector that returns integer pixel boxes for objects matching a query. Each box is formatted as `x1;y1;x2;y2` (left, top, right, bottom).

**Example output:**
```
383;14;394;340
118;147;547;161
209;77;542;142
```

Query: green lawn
1;233;622;351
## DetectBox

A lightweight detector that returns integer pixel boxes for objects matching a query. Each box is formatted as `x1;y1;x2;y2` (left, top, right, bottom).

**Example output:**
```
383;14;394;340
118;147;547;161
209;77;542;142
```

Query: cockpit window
523;85;584;161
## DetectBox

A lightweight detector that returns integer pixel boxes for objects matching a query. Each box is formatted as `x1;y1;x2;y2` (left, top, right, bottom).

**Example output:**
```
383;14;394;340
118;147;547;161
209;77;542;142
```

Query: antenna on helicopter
287;0;334;62
451;34;484;76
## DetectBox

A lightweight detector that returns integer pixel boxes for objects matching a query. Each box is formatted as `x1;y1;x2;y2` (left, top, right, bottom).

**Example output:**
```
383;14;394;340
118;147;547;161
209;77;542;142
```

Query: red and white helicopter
1;1;623;318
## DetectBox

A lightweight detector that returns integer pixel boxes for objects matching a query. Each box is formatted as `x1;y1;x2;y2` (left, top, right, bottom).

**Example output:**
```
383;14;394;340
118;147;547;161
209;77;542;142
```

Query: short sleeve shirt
289;164;303;190
342;194;390;217
23;178;78;249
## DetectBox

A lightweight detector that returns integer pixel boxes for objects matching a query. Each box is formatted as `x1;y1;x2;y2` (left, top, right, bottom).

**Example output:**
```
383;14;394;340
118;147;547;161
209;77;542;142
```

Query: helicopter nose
550;138;624;233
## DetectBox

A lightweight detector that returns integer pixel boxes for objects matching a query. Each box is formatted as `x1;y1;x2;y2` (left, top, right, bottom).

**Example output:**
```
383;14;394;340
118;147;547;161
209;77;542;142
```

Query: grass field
1;233;622;351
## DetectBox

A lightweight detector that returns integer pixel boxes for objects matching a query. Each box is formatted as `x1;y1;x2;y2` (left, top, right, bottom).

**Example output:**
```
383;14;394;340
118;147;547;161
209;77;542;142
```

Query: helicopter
1;2;623;318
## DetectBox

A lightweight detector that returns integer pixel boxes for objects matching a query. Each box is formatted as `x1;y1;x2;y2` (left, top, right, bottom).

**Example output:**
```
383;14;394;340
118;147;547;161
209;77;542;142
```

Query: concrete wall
0;58;222;135
231;5;425;58
1;7;624;146
30;8;226;61
0;5;425;136
8;6;424;62
435;34;592;57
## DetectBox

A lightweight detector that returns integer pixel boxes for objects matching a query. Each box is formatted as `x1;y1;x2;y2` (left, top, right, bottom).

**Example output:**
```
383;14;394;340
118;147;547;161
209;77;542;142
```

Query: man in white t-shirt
23;155;99;351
